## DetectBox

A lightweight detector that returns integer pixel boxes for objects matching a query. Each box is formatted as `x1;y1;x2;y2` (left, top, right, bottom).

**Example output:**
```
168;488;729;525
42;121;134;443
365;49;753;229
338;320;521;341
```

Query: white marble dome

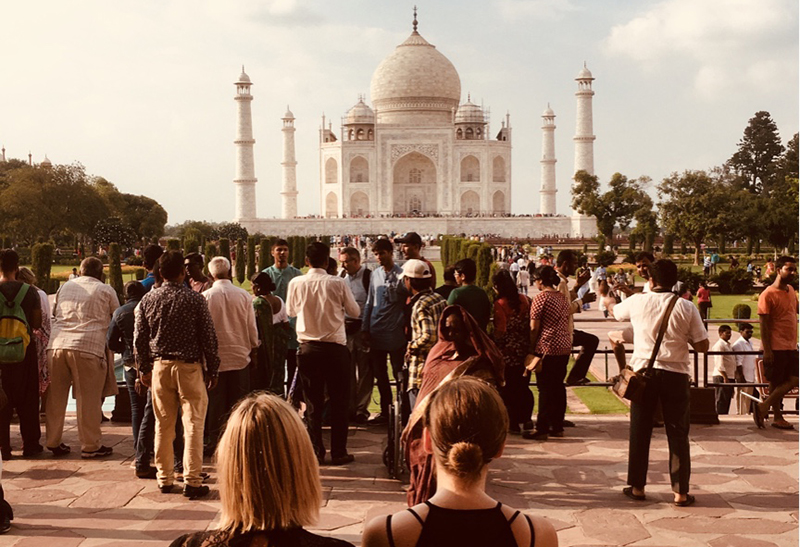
576;65;593;80
345;98;375;124
370;30;461;125
455;97;484;124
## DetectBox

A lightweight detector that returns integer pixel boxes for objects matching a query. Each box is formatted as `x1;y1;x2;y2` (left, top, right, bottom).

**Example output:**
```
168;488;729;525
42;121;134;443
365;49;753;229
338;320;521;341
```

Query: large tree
658;169;731;265
571;170;653;242
727;111;784;193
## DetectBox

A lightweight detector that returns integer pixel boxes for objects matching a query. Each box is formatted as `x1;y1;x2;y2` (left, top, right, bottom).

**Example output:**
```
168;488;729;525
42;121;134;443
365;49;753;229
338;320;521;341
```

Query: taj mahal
234;11;597;238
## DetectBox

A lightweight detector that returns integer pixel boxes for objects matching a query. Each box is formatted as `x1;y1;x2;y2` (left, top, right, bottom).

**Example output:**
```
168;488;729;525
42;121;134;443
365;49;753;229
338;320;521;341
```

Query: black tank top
386;501;535;547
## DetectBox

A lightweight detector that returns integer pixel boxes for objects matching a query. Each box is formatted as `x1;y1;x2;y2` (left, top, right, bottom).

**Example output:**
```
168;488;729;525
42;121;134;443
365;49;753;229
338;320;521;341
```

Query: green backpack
0;284;31;364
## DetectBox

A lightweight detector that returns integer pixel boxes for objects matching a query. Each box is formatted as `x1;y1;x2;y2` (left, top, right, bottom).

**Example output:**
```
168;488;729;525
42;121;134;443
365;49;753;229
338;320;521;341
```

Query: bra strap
508;510;521;524
407;507;424;526
526;514;535;547
386;515;396;547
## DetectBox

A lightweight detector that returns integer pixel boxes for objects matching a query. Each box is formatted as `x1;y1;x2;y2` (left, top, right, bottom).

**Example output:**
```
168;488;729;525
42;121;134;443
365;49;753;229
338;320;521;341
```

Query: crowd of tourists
0;236;796;544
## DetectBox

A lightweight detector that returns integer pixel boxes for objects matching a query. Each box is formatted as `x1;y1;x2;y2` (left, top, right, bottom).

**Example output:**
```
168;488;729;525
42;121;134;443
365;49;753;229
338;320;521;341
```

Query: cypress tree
108;242;124;302
166;239;180;251
246;236;256;279
204;242;217;276
235;239;245;284
259;238;270;272
220;238;231;265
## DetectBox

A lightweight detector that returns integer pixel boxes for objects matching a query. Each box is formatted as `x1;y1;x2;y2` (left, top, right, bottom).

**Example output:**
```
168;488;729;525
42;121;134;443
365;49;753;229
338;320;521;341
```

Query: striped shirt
406;290;447;390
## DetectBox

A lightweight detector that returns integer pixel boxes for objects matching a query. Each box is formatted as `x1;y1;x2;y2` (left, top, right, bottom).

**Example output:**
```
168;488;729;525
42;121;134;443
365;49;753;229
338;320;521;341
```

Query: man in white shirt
203;257;259;454
338;247;371;424
287;241;360;466
731;323;757;414
710;325;736;415
48;257;120;459
609;259;708;507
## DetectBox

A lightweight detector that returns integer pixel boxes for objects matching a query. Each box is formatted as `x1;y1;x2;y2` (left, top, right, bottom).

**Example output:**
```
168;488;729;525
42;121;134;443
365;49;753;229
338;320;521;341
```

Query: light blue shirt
264;264;303;349
362;264;407;351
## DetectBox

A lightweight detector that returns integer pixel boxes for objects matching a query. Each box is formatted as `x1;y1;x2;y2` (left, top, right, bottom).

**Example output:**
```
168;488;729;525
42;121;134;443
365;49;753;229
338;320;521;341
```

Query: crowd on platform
0;236;795;544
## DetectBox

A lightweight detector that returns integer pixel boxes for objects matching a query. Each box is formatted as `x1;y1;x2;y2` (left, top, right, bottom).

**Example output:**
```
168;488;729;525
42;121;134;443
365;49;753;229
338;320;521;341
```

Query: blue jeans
136;386;184;473
125;367;147;452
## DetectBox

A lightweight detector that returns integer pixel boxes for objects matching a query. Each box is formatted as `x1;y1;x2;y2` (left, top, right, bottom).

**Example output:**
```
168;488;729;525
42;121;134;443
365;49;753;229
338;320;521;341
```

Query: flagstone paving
0;411;796;547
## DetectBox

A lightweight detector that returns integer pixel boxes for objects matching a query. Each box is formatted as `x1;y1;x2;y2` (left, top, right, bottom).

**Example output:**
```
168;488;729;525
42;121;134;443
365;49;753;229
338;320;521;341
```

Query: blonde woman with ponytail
363;377;557;547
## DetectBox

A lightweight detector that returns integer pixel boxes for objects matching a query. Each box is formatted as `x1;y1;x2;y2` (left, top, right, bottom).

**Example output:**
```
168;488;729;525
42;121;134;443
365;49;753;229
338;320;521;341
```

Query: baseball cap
402;259;432;279
395;232;422;246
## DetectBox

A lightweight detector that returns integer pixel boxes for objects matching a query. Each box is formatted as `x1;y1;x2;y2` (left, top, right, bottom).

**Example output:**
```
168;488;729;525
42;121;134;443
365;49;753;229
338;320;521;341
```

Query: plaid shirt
406;290;447;390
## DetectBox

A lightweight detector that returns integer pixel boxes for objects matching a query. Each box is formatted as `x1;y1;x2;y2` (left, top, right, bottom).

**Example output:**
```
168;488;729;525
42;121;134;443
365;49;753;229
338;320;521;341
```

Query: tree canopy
727;111;784;193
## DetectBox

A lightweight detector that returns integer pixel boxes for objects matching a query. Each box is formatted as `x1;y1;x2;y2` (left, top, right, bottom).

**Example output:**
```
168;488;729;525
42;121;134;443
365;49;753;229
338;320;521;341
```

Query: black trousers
535;354;569;434
0;355;41;453
628;369;691;494
371;347;407;420
297;342;351;459
713;375;734;415
565;329;599;384
502;366;535;425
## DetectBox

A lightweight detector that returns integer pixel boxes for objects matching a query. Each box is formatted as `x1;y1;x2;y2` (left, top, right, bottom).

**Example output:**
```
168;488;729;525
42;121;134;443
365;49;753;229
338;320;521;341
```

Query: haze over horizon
1;0;797;226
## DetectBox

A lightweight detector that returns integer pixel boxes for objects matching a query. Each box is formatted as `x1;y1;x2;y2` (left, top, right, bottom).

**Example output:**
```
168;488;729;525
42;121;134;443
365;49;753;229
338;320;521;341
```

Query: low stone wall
238;215;597;238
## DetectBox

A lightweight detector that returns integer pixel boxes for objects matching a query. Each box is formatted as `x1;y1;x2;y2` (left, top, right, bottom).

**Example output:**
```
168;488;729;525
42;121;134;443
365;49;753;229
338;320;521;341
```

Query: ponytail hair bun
446;441;485;477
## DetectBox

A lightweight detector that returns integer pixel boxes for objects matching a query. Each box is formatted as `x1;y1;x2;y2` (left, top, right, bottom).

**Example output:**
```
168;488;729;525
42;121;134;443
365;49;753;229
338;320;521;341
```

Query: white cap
402;259;432;279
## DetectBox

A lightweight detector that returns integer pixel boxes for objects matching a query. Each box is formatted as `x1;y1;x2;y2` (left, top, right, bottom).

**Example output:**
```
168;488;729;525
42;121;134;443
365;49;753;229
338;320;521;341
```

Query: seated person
362;377;558;547
169;393;353;547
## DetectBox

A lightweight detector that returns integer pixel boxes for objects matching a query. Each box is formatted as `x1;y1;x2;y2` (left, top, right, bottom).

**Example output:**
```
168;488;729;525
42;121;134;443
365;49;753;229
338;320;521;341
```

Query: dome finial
412;5;418;32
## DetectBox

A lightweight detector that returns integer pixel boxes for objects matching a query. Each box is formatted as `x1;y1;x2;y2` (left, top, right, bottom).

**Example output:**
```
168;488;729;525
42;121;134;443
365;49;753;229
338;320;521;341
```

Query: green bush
732;304;752;319
235;239;245;284
166;238;181;251
595;250;616;267
204;242;217;276
184;238;199;255
764;273;799;291
476;244;494;288
135;268;146;281
219;238;231;266
108;242;124;302
259;238;270;271
31;242;54;289
711;268;754;294
677;267;704;294
246;236;256;280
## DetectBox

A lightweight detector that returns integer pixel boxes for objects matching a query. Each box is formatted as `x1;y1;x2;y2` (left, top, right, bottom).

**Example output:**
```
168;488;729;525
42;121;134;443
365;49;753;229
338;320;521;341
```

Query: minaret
1;146;5;162
281;106;298;219
233;66;257;220
539;104;557;215
573;62;595;177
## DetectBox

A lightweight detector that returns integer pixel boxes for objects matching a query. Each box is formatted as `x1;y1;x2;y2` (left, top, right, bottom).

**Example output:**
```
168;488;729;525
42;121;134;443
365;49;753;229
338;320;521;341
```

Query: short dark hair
251;272;275;293
408;277;430;292
776;255;796;270
0;249;19;274
556;249;577;268
650;259;678;288
443;265;456;284
159;251;185;281
739;322;754;332
272;238;290;250
327;256;338;275
339;247;360;260
635;252;655;264
454;259;477;284
306;241;330;268
718;324;732;334
533;265;560;288
143;244;164;270
124;280;146;301
371;238;393;253
184;252;204;267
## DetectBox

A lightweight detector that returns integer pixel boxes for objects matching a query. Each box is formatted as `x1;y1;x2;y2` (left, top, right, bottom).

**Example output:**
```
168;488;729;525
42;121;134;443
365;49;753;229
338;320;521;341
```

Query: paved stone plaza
0;411;796;547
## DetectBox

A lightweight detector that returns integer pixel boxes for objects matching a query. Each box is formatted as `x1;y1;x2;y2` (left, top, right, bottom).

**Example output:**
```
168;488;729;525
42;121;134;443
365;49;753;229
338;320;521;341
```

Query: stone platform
0;412;796;547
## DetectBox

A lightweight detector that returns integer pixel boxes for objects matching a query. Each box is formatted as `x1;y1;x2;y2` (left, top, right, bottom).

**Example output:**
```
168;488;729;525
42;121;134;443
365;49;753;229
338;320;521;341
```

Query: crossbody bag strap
645;294;680;372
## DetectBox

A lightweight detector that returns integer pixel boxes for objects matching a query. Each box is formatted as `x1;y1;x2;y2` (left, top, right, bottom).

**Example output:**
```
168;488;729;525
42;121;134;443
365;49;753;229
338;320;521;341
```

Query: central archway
392;151;437;214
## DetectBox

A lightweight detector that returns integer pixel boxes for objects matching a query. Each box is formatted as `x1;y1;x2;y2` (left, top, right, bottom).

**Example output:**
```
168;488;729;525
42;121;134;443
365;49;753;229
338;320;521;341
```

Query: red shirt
697;286;711;303
530;290;572;356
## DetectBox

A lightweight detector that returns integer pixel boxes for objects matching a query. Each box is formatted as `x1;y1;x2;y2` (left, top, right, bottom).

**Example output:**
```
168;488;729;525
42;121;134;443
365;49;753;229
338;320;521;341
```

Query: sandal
674;494;696;507
752;404;766;429
771;421;795;430
623;487;646;501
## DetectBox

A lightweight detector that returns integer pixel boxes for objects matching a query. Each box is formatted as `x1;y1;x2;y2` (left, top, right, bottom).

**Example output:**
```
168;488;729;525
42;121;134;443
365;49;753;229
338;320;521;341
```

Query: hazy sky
1;0;797;225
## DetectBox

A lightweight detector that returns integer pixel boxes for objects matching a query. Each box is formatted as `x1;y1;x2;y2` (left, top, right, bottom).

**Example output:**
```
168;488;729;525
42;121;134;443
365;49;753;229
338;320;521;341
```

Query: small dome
237;66;251;84
576;64;593;80
283;105;294;119
345;98;375;125
542;104;555;117
455;97;485;124
41;155;52;167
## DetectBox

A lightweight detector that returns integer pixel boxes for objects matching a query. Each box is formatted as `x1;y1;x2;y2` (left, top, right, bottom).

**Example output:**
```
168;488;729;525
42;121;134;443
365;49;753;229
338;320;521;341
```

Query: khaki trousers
151;359;207;488
46;349;106;452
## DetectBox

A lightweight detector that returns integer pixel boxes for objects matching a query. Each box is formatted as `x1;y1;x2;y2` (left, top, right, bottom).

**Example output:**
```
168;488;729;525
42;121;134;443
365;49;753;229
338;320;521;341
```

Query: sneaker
159;484;175;494
329;453;355;466
48;443;71;457
22;445;44;458
522;420;535;432
368;413;389;426
183;484;210;499
135;466;158;479
81;445;113;459
509;423;521;434
563;419;576;428
0;514;9;535
551;430;565;438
